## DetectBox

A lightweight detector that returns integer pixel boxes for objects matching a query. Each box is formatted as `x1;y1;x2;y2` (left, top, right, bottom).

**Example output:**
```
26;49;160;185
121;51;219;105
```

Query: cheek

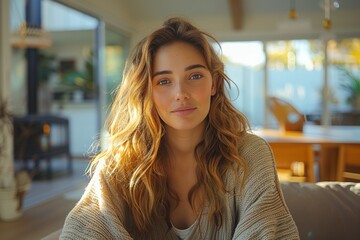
152;91;167;114
197;84;213;101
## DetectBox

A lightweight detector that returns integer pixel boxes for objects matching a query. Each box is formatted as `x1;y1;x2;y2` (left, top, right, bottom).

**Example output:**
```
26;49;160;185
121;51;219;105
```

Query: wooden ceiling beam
229;0;243;30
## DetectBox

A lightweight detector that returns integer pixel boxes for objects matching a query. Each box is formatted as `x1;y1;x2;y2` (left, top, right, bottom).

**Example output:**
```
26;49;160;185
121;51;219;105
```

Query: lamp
288;0;298;20
10;0;52;49
321;0;340;30
322;0;332;30
11;22;52;49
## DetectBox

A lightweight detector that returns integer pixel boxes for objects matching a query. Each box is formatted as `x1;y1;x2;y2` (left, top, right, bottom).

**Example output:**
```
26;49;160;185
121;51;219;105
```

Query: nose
175;82;190;101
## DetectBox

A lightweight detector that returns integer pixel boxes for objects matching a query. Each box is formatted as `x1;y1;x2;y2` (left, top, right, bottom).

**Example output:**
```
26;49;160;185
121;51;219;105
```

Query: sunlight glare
219;42;264;67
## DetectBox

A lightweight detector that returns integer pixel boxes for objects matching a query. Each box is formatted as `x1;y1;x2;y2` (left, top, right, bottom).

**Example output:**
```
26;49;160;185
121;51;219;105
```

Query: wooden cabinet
13;114;72;179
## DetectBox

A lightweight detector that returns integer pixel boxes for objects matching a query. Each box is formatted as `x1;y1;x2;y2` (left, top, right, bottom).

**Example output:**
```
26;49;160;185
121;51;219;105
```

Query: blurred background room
0;0;359;239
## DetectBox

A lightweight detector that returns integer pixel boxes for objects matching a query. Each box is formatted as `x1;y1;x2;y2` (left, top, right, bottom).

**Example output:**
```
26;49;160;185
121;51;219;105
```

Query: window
219;37;360;127
328;38;360;111
267;40;324;127
218;41;265;127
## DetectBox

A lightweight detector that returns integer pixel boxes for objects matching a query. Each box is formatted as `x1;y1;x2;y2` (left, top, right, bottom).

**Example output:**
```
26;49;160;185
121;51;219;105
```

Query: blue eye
190;73;202;80
158;79;170;85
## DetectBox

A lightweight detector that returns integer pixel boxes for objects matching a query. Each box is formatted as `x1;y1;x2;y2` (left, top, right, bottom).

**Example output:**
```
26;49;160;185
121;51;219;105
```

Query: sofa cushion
281;181;360;240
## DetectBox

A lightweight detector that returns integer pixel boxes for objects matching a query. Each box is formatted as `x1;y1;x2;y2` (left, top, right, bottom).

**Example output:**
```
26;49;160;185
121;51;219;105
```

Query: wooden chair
267;96;306;132
336;144;360;182
269;142;315;182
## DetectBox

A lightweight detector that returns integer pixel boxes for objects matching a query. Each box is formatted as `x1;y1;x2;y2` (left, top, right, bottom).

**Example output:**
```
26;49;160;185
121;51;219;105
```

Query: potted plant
58;51;95;102
339;68;360;110
0;100;31;221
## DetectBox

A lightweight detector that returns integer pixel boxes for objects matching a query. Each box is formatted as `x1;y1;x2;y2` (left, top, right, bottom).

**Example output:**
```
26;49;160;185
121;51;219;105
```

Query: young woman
60;18;299;239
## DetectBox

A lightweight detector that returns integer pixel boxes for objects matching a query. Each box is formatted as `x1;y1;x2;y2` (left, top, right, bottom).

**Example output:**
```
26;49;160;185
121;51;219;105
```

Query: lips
171;106;197;115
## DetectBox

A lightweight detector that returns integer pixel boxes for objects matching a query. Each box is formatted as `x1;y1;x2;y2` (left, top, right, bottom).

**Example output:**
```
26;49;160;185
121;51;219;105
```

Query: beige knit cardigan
60;133;300;239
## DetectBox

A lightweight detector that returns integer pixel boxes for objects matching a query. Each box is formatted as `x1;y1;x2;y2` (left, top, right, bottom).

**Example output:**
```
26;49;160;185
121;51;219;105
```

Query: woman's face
152;41;215;132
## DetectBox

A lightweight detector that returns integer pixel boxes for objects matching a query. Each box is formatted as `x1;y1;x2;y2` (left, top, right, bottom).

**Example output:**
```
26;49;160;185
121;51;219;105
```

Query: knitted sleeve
232;134;300;240
60;164;134;240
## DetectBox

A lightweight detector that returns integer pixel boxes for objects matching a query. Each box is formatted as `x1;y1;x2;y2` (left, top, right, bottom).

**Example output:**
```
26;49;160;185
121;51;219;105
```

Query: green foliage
339;68;360;106
60;51;94;94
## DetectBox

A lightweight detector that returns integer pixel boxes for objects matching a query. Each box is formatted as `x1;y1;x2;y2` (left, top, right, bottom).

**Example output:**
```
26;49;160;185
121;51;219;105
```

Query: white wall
53;103;98;157
9;49;27;115
0;0;10;101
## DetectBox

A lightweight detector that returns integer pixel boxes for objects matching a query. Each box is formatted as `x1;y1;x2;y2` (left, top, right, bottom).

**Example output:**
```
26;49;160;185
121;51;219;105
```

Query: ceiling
123;0;360;24
46;0;360;45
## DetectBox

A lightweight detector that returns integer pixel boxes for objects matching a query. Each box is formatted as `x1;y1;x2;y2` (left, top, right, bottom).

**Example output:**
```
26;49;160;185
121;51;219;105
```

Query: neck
165;123;205;165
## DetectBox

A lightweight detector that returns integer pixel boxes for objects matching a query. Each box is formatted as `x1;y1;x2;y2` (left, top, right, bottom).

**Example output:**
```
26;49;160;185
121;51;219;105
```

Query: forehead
152;41;207;70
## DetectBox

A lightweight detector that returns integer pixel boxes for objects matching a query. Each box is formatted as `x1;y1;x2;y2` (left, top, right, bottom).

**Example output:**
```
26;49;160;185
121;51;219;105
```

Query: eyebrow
185;64;207;71
152;64;207;78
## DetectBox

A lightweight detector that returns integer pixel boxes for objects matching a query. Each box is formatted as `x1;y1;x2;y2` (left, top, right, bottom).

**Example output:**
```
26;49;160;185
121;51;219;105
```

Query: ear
211;80;216;96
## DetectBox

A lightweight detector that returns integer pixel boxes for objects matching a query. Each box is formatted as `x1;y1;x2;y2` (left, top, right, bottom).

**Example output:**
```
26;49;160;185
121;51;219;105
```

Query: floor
0;158;90;240
23;158;90;209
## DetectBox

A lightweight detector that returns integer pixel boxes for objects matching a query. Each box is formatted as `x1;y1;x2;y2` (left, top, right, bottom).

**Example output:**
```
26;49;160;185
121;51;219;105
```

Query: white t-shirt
171;220;197;240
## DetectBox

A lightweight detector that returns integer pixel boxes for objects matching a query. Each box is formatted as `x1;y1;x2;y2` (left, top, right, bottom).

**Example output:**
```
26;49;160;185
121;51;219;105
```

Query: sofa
43;181;360;240
281;181;360;240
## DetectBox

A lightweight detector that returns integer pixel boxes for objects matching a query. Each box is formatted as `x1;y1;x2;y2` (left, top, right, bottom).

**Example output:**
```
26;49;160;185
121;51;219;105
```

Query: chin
167;121;206;132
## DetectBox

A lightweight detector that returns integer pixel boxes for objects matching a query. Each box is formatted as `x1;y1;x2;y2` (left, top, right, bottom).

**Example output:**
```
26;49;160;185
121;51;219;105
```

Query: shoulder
239;131;270;150
61;164;134;239
238;132;274;168
226;133;300;239
237;132;278;189
224;132;277;190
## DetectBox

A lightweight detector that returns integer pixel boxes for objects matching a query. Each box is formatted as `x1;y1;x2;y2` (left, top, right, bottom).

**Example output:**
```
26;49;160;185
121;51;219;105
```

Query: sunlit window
328;39;360;66
328;38;360;114
219;42;265;67
267;40;324;123
220;38;360;127
217;42;265;127
267;40;323;71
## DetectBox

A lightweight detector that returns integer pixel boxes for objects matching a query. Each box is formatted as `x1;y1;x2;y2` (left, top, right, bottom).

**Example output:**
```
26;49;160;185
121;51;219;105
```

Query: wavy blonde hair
89;17;249;237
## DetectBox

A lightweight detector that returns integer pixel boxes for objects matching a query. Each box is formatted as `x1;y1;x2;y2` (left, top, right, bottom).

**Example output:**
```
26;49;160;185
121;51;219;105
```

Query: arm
60;166;134;240
232;134;299;240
